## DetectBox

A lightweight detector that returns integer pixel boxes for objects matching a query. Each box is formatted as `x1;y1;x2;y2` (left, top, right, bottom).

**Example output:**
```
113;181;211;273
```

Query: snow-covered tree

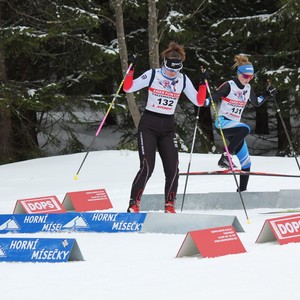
0;0;299;163
0;0;120;162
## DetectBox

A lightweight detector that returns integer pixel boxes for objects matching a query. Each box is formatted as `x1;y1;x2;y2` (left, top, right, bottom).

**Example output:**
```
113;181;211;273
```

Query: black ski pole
181;106;200;212
270;89;300;172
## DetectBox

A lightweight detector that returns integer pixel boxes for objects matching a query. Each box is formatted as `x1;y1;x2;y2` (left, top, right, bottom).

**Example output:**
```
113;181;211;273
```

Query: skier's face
238;72;254;84
164;67;180;77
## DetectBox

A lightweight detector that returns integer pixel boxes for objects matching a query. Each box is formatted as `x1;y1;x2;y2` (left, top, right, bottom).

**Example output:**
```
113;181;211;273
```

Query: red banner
62;189;112;212
14;196;66;214
256;214;300;245
176;225;246;258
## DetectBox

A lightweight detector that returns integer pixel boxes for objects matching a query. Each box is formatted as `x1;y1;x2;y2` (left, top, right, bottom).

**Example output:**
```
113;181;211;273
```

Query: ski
179;169;300;178
260;209;300;215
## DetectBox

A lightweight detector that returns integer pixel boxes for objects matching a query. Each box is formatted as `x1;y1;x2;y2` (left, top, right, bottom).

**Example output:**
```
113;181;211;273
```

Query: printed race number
231;107;242;115
157;98;174;107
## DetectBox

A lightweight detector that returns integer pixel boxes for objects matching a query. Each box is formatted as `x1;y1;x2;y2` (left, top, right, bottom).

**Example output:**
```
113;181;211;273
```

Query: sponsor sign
13;196;66;214
62;189;113;212
256;214;300;245
176;225;246;258
0;237;84;262
0;212;146;234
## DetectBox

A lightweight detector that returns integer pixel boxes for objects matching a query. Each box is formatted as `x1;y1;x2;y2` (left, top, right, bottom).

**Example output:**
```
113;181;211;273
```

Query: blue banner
0;237;83;262
0;212;146;234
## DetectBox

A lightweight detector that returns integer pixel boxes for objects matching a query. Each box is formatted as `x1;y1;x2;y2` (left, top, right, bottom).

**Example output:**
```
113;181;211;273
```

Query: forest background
0;0;299;164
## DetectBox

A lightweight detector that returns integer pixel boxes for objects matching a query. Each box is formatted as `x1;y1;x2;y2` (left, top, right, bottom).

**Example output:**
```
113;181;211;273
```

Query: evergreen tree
197;0;300;155
0;0;299;162
0;0;121;162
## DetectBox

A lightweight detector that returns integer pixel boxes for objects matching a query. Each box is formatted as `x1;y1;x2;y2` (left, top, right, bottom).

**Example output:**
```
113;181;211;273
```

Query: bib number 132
158;98;174;107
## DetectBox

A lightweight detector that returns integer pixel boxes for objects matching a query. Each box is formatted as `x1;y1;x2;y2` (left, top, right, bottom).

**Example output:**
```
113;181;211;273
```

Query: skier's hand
199;66;210;84
266;85;277;96
128;54;139;70
204;98;210;107
265;79;277;96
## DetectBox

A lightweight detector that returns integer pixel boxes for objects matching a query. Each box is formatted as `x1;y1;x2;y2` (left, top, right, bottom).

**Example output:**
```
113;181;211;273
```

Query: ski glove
199;66;210;85
128;54;139;70
265;79;277;96
261;86;277;102
204;98;210;107
266;85;277;96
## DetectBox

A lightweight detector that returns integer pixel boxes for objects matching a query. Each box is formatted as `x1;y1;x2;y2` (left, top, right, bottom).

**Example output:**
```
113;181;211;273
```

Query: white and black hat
163;57;183;70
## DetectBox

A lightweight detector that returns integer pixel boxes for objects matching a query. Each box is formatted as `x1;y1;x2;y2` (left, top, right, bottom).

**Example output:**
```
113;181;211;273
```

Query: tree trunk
111;0;141;128
0;2;13;163
148;0;160;68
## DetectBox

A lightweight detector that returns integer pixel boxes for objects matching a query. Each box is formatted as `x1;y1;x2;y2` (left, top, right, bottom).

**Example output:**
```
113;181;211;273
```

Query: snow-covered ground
1;150;300;300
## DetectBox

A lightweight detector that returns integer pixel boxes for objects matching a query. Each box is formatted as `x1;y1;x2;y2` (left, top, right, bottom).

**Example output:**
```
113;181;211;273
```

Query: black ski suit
123;67;205;204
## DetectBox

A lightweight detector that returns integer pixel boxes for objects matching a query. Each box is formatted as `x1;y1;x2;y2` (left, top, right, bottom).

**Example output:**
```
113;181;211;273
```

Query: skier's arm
123;69;152;93
249;88;266;107
204;82;230;106
183;76;207;107
249;80;277;107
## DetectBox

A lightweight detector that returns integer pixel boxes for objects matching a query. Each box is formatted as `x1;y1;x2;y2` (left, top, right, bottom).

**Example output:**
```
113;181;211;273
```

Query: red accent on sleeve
197;84;207;106
123;70;134;91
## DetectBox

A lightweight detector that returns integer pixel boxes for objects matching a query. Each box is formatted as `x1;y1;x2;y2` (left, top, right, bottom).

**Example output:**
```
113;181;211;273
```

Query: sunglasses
163;58;183;73
238;71;254;80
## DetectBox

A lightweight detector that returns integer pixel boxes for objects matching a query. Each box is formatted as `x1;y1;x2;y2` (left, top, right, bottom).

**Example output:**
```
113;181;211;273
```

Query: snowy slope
0;151;300;300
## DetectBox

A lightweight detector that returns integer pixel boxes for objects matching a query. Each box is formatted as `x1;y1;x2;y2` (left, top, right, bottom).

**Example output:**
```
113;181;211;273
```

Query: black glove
199;66;210;84
265;79;277;96
128;54;139;70
266;85;277;96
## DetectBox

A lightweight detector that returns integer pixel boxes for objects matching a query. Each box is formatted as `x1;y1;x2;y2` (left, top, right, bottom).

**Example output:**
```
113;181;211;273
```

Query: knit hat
237;64;254;74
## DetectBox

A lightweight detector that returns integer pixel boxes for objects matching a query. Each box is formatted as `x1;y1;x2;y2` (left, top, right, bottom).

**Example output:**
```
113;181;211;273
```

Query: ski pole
181;106;200;212
73;63;133;180
270;88;300;172
205;79;250;223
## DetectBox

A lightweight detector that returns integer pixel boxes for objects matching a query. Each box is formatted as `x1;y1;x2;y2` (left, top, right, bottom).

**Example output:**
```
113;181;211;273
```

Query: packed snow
1;150;300;300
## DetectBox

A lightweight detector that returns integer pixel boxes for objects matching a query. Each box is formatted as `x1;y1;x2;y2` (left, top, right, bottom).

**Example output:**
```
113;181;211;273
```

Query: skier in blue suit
207;54;274;191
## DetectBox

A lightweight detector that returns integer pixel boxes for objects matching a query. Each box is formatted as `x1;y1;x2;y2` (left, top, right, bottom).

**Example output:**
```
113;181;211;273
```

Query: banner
13;196;66;214
0;237;83;262
0;212;146;234
176;226;246;258
256;214;300;245
62;189;113;212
